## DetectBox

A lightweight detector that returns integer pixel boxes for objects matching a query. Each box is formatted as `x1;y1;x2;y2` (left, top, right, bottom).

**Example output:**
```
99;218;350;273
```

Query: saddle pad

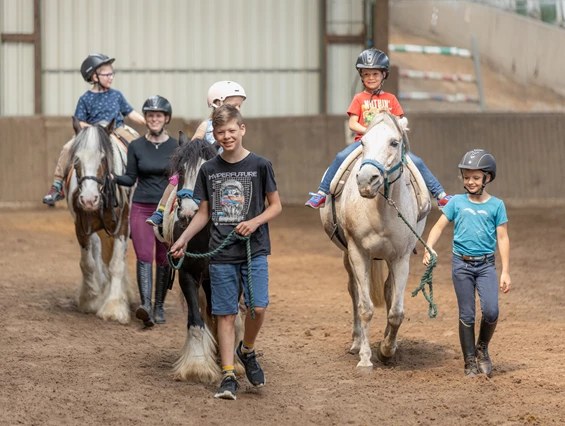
329;145;363;197
154;185;178;245
405;156;431;222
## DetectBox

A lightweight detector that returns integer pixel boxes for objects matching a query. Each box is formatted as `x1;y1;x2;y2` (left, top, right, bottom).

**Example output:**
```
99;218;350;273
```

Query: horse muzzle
356;169;383;199
177;200;199;224
78;194;100;211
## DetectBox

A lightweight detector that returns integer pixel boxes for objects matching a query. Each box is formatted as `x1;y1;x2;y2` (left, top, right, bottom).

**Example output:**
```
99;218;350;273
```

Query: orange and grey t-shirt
347;91;404;141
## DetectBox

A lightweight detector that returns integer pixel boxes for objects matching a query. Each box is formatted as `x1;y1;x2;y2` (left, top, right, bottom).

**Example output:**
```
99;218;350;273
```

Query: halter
359;115;408;199
176;188;200;205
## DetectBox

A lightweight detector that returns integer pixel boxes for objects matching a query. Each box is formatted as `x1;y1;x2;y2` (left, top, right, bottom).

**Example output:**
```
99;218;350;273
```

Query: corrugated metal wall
38;0;321;118
0;0;35;115
326;0;365;115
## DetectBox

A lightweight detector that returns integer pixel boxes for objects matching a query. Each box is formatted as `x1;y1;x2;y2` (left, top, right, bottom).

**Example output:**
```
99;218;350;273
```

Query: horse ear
72;116;82;135
398;117;409;132
179;131;188;146
105;119;116;135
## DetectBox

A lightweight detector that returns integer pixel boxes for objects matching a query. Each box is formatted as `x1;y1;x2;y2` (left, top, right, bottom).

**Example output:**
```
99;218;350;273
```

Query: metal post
373;0;389;54
471;35;485;112
34;0;42;115
321;0;327;114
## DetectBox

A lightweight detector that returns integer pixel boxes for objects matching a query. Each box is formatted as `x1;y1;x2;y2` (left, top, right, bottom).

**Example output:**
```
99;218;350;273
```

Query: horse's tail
370;259;387;308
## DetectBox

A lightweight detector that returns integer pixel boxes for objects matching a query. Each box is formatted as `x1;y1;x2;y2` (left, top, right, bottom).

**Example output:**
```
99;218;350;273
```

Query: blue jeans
209;256;269;315
452;254;499;324
318;143;444;198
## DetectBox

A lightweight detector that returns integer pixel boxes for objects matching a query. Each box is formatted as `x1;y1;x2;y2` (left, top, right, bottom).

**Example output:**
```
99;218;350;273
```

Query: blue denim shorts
209;255;269;315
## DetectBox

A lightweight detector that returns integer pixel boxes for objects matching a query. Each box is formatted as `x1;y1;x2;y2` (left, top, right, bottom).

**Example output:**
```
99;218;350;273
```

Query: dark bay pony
65;117;133;324
157;133;244;383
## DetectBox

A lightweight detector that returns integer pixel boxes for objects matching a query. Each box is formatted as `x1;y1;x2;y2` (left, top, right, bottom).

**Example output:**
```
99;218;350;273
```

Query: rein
166;229;257;320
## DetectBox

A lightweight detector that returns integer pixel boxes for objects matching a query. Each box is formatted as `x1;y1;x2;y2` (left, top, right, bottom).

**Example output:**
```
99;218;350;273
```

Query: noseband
176;188;200;205
75;165;124;237
360;140;407;198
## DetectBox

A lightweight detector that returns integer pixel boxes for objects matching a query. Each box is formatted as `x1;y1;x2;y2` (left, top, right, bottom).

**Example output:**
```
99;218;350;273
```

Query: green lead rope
167;229;256;319
380;195;439;318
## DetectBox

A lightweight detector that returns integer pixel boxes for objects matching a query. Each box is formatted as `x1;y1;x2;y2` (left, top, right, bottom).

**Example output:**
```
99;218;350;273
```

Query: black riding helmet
142;95;173;121
143;96;173;137
356;48;390;79
81;53;115;83
458;149;497;194
458;149;497;181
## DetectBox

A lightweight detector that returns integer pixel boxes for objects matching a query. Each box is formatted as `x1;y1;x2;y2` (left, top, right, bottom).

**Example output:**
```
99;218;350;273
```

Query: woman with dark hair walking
115;95;177;327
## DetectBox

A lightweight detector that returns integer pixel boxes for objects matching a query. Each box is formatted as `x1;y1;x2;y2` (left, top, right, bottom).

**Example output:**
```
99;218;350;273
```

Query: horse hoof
355;362;373;373
348;345;361;355
376;344;394;364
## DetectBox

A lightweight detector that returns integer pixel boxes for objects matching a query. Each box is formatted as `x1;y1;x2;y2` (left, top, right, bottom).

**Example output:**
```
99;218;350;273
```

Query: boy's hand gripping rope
166;229;256;319
380;195;439;318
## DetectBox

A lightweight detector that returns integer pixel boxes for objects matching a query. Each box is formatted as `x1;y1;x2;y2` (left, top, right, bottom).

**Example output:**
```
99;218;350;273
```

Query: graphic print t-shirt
194;152;277;263
442;194;508;256
347;91;404;141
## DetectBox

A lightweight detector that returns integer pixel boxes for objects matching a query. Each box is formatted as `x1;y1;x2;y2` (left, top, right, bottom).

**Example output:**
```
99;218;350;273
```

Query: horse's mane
65;125;115;177
169;138;218;178
365;109;411;152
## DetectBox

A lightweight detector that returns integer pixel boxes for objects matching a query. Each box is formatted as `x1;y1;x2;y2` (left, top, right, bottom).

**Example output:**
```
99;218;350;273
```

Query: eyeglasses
98;72;115;78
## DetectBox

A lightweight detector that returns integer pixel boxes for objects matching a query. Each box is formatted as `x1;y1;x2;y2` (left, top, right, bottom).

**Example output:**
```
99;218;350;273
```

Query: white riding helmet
207;81;247;108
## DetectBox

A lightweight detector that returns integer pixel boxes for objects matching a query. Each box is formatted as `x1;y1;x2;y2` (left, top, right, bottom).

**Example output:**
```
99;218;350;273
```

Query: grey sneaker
235;341;265;387
214;375;239;400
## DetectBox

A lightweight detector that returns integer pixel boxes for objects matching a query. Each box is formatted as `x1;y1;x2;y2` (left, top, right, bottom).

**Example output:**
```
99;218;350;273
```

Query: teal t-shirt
442;194;508;257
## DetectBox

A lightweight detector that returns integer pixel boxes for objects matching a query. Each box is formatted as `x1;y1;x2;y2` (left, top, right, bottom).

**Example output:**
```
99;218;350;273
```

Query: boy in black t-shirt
170;104;282;400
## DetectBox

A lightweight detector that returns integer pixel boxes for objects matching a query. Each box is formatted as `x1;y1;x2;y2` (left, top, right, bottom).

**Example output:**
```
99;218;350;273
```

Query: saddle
329;146;431;222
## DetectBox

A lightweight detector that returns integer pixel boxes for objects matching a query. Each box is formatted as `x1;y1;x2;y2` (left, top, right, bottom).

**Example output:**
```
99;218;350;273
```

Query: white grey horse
320;111;428;369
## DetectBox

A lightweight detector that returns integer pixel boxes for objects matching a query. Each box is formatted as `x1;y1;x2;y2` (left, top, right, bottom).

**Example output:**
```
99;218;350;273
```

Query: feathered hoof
172;325;221;384
78;293;102;315
172;361;221;384
376;343;395;364
98;299;130;324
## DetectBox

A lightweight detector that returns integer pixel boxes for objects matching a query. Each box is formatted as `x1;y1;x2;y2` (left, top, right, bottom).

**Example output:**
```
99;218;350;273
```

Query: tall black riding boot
136;261;155;327
153;265;170;324
476;318;498;376
459;319;478;377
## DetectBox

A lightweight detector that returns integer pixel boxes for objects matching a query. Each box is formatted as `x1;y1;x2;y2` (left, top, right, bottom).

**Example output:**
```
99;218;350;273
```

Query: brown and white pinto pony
65;117;133;324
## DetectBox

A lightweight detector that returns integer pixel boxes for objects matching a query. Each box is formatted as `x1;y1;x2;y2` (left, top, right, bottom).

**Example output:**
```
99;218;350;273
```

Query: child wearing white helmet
192;80;246;142
146;81;247;226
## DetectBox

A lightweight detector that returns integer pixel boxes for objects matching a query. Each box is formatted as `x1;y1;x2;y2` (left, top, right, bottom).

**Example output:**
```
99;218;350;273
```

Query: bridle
74;158;125;237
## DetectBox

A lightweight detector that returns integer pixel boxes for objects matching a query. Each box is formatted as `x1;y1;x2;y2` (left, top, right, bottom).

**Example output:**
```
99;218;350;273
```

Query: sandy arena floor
1;206;564;426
